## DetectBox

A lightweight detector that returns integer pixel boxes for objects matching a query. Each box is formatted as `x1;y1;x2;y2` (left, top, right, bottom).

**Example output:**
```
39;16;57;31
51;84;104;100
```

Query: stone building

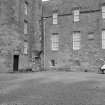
0;0;42;72
42;0;105;72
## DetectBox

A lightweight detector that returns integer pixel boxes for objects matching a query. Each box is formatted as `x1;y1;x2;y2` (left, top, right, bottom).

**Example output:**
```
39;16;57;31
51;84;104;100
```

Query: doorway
13;55;19;72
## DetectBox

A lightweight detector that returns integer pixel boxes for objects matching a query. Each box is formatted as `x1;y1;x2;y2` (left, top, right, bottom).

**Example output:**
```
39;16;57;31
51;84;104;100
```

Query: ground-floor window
50;59;55;67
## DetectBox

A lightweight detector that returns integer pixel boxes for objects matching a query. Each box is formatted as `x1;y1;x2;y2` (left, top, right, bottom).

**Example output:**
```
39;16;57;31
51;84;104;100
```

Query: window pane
24;42;28;54
51;35;59;51
73;32;80;50
53;13;58;24
102;30;105;39
24;21;28;34
102;30;105;49
102;6;105;19
73;9;80;22
24;2;28;15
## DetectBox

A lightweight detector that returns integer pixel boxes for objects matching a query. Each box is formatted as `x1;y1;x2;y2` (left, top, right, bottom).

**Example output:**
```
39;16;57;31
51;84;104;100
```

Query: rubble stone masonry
1;0;105;72
43;0;105;72
0;0;41;72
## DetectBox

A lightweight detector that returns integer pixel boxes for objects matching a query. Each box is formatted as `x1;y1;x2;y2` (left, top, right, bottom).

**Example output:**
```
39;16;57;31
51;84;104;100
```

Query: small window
24;1;28;15
51;59;55;67
23;41;28;54
102;30;105;49
73;31;81;50
88;32;94;40
102;5;105;19
73;9;80;22
53;12;58;24
24;20;28;34
51;33;59;51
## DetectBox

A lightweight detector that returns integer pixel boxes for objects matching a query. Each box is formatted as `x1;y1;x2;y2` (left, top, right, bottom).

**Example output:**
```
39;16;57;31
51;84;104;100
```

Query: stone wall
0;0;22;72
43;0;105;72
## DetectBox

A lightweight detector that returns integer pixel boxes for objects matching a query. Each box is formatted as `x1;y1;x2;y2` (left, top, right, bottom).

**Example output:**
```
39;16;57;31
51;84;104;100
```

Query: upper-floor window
102;30;105;49
102;5;105;19
73;31;81;50
24;20;28;34
51;33;59;51
53;12;58;24
73;8;80;22
24;1;28;16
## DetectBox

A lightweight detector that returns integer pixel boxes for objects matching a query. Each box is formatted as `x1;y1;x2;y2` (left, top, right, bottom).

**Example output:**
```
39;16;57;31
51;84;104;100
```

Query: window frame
23;41;28;55
24;20;28;34
101;4;105;19
73;8;80;22
24;1;28;16
51;33;59;51
73;31;81;50
102;30;105;49
53;12;58;25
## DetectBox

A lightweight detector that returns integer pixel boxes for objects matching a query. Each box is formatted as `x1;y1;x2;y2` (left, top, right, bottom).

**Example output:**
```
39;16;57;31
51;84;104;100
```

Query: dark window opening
51;59;55;66
24;19;28;23
52;33;59;35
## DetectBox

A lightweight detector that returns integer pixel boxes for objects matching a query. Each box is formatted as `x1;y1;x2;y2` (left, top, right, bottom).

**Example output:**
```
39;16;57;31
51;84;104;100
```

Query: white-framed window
73;31;81;50
24;1;28;15
53;12;58;24
23;42;28;54
51;33;59;51
102;5;105;19
73;9;80;22
24;20;28;34
102;30;105;49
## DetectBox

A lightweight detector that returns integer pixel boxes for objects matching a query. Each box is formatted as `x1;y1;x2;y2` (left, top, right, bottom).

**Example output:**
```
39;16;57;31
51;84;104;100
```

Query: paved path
0;71;105;105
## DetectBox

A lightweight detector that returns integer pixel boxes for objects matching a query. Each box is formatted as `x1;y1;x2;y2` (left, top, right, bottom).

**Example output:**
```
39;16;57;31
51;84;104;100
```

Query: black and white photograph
0;0;105;104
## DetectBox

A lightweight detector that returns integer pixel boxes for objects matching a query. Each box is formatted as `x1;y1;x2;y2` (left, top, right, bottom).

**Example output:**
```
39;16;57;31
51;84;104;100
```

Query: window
102;30;105;49
51;33;59;51
102;5;105;19
73;32;81;50
73;9;80;22
88;32;94;40
24;1;28;15
23;42;28;54
50;59;55;67
53;12;58;24
24;20;28;34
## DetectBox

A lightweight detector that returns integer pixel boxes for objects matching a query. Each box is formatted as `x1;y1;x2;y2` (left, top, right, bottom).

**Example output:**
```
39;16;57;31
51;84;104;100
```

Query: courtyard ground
0;71;105;105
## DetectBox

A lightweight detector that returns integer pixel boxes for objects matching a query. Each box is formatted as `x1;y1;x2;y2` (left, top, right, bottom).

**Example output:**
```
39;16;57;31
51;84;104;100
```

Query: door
13;55;19;72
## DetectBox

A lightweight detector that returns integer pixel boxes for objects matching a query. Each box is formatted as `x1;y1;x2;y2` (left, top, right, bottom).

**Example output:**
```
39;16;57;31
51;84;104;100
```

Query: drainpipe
41;5;44;70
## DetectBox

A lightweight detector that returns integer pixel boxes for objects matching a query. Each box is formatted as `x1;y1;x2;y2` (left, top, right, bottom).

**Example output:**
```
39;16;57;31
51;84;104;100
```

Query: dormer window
73;8;80;22
53;12;58;24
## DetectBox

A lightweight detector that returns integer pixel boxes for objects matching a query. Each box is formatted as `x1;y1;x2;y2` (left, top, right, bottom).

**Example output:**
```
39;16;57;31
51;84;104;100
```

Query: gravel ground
0;71;105;105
